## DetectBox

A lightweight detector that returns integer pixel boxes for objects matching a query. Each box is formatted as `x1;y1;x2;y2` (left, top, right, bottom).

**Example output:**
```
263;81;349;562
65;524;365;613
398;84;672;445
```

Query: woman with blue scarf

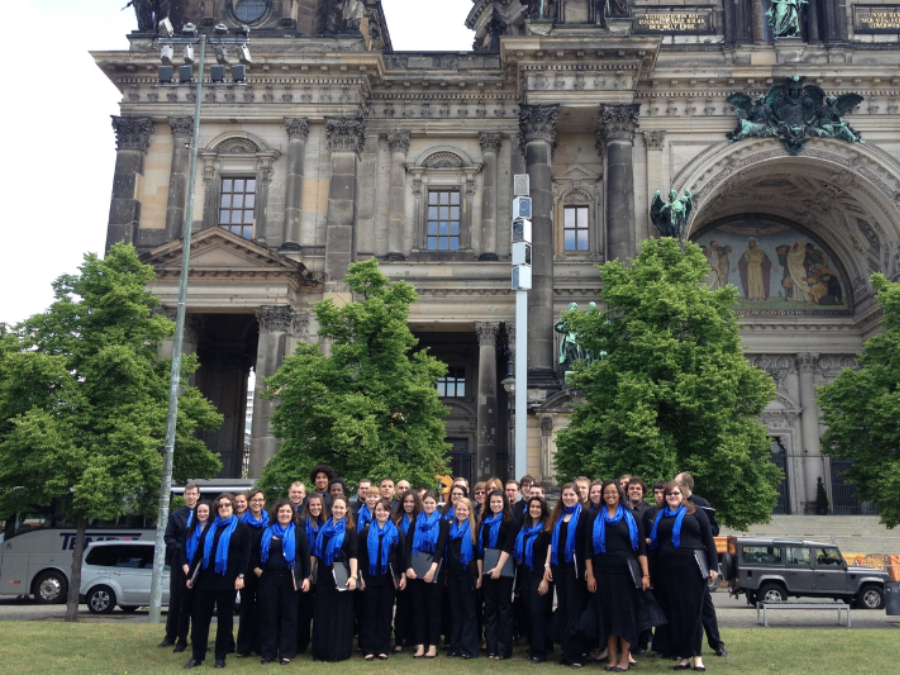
584;480;649;672
649;481;718;672
251;499;311;665
478;489;519;660
391;489;421;653
543;483;590;668
405;489;449;659
311;495;358;662
184;493;251;670
357;498;405;660
177;501;210;657
515;496;552;663
357;486;380;530
236;489;269;658
446;497;481;659
295;493;328;655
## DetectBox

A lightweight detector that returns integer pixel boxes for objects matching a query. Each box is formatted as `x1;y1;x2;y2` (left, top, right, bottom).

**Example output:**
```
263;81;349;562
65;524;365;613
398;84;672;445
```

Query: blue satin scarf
400;512;411;533
448;518;474;567
412;510;441;556
315;517;347;567
185;522;206;565
241;510;269;529
551;503;581;565
650;504;687;549
367;519;399;575
514;522;543;571
443;506;455;521
593;504;639;554
305;515;322;547
261;522;296;568
358;505;373;530
478;512;503;554
202;514;238;575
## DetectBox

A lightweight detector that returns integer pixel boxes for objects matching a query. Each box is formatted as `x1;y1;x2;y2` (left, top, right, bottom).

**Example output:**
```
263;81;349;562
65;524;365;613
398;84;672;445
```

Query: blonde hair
453;497;479;544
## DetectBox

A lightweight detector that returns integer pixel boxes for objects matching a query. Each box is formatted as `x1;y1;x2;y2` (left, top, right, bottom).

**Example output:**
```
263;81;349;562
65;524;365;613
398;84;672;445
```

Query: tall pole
515;289;528;478
149;34;206;625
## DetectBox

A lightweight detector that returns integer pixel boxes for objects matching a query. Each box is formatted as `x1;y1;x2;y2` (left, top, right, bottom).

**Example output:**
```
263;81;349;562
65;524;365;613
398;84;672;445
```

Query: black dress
519;528;553;661
549;510;590;666
311;524;358;662
586;510;647;648
653;508;718;659
357;524;405;657
479;517;519;659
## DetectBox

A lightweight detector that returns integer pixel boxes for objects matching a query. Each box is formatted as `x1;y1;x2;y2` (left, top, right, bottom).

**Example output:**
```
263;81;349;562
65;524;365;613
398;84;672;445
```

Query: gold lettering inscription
635;12;707;32
858;11;900;30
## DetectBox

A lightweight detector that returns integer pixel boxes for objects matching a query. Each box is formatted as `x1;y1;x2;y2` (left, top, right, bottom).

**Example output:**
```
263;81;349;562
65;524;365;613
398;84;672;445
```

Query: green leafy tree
817;274;900;528
0;244;221;621
257;259;449;495
554;238;780;529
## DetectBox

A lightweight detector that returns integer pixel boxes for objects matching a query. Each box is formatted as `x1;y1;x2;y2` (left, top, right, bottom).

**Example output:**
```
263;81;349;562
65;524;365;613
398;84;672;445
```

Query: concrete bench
756;601;851;628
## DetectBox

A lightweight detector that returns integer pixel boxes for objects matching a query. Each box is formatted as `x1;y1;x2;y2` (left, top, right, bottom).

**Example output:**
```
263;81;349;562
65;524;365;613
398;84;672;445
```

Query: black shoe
447;652;460;658
215;660;226;668
632;648;647;655
235;653;249;659
183;659;201;669
261;659;274;665
714;646;728;657
173;643;187;654
159;638;175;648
532;657;547;664
280;659;291;666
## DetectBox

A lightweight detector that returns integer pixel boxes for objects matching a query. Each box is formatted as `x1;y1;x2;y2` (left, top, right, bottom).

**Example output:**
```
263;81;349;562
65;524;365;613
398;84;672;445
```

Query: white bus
0;480;254;604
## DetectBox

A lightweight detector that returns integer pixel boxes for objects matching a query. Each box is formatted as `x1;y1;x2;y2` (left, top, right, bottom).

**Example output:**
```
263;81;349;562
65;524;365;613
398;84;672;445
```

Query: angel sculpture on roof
650;188;692;240
810;95;866;144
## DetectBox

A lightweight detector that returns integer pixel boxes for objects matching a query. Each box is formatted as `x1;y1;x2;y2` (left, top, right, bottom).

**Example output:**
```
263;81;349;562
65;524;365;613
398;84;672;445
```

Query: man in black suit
675;472;727;657
626;477;652;654
160;481;200;651
352;478;372;515
289;481;307;515
379;477;401;514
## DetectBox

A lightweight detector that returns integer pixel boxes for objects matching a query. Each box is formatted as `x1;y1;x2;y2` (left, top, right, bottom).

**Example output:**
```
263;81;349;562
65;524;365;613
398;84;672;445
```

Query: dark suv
721;536;889;609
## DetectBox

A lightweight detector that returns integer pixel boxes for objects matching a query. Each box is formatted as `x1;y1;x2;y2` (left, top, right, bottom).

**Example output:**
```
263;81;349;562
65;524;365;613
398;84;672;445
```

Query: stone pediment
142;228;323;288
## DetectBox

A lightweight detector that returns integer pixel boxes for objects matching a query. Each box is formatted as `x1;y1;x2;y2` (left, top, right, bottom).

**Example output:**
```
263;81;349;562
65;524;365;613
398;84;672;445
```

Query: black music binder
482;548;515;578
411;552;442;583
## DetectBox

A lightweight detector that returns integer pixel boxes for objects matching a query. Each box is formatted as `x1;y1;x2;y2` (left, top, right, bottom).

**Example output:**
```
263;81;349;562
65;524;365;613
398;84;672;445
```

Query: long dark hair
443;484;468;515
393;489;422;526
545;483;579;533
524;496;550;528
298;493;329;526
600;479;626;510
331;495;356;529
268;499;293;523
479;489;513;527
188;501;212;535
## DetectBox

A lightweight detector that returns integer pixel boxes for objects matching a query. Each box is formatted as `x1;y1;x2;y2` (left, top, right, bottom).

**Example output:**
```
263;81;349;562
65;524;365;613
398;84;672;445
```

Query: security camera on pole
511;175;531;479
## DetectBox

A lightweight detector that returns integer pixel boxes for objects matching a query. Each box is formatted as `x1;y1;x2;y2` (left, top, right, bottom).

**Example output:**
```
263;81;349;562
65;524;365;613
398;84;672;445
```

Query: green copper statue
766;0;807;38
650;188;692;240
555;303;585;376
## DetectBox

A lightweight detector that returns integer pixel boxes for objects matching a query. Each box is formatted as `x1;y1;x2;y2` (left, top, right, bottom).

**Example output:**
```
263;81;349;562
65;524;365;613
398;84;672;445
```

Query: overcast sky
2;1;473;326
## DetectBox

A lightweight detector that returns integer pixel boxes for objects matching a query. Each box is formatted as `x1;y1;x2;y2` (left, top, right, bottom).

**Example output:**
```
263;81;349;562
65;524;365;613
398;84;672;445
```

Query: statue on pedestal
650;188;692;240
766;0;807;38
555;303;586;377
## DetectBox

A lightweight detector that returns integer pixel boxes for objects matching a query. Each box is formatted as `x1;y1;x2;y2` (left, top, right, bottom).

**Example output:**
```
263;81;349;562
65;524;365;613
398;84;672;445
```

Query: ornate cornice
597;104;641;146
388;131;410;154
325;116;366;155
168;117;193;139
111;115;154;151
797;352;820;373
475;321;500;346
518;103;559;153
643;130;666;151
257;306;294;334
285;117;310;142
479;132;503;154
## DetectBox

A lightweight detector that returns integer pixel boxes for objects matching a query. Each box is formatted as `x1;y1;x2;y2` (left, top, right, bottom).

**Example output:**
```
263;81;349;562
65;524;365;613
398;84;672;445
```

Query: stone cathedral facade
96;0;900;515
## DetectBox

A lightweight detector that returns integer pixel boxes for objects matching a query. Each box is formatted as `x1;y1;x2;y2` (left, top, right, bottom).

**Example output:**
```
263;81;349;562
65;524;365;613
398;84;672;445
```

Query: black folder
482;548;515;578
411;552;442;583
626;558;643;589
333;561;352;591
693;549;711;579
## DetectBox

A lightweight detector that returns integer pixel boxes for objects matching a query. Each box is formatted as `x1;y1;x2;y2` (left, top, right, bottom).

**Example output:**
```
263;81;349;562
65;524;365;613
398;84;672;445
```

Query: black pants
236;574;261;655
296;587;314;653
523;572;553;660
446;566;479;658
176;574;194;645
483;574;514;658
553;561;587;665
408;577;442;647
259;571;298;661
192;588;236;663
166;564;187;642
393;586;413;648
702;588;724;650
359;577;396;656
513;568;529;642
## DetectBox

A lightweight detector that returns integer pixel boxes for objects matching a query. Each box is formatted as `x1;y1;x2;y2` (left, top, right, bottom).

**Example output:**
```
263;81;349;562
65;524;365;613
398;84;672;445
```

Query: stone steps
722;515;900;555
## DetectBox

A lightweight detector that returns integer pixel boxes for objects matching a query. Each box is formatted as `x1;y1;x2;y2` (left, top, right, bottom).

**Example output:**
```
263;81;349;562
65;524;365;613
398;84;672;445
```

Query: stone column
324;117;366;298
476;322;500;480
106;116;154;251
518;104;559;387
797;352;823;513
387;131;410;260
248;306;293;478
479;132;503;261
750;0;766;44
598;104;640;263
282;117;310;250
642;130;665;243
807;0;821;42
164;117;193;241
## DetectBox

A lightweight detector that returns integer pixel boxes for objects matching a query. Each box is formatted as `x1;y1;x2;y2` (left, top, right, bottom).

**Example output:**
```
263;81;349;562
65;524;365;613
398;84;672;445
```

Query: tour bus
0;480;254;604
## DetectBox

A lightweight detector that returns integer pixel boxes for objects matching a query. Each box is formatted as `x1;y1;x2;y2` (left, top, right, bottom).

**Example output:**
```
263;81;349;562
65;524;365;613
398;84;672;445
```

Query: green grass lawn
0;623;897;674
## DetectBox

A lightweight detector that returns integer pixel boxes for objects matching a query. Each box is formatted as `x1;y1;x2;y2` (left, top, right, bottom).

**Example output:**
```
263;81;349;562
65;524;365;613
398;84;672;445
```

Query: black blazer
477;517;519;558
188;521;252;591
405;514;450;567
179;523;208;570
250;524;311;589
311;522;358;569
165;505;193;555
688;494;719;536
548;507;591;573
357;525;406;584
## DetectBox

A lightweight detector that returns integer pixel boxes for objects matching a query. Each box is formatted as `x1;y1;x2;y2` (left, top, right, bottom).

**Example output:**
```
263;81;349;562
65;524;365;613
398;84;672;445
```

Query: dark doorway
446;439;474;487
768;437;790;515
830;457;878;515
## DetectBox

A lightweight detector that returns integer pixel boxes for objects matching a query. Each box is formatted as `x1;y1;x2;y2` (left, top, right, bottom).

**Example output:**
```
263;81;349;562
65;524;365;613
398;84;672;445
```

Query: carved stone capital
518;104;559;153
475;321;500;347
257;305;294;334
540;415;553;436
285;117;310;142
797;352;819;373
168;117;193;140
597;104;641;145
479;132;503;154
387;131;410;155
111;115;154;151
291;311;311;339
325;116;366;155
642;129;666;151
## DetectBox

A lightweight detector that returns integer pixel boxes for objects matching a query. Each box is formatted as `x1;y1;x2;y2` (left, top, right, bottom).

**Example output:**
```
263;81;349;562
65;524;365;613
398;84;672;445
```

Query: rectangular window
427;190;461;251
741;546;782;564
786;547;811;566
219;177;257;239
563;206;589;252
437;367;466;398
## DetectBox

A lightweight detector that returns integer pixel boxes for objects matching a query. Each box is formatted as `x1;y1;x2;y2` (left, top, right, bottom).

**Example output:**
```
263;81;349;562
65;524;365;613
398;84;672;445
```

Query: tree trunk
65;513;87;622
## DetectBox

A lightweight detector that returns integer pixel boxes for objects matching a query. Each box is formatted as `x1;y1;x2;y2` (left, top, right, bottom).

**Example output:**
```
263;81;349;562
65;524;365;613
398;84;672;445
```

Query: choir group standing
160;467;723;672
